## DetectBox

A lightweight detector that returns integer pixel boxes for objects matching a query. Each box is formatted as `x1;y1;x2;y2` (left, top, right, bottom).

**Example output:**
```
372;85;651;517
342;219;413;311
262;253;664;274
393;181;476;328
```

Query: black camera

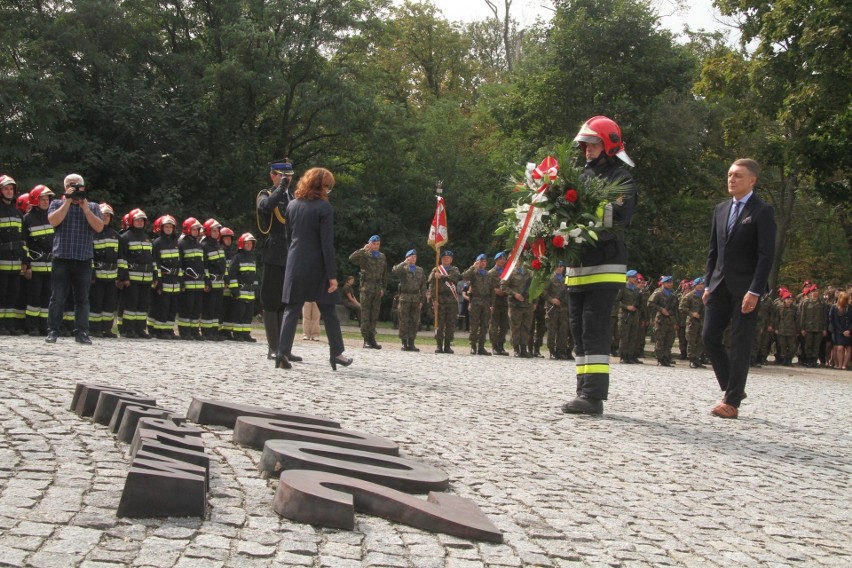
69;183;86;201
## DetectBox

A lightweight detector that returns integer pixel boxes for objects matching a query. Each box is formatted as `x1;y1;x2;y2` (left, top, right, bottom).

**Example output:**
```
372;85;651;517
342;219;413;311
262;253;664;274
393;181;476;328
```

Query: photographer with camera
45;174;104;344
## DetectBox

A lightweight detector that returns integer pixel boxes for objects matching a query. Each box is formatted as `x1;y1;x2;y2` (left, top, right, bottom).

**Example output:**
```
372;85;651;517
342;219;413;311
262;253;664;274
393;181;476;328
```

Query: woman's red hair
294;168;335;201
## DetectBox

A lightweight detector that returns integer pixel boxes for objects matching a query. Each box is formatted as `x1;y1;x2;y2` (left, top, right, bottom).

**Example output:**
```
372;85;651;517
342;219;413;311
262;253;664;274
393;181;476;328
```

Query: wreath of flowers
494;148;629;300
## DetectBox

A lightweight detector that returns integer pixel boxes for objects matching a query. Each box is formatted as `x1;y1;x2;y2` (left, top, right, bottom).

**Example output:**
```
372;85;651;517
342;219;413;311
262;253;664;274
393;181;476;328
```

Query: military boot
470;344;477;355
444;340;454;354
477;342;491;356
533;344;544;358
409;338;419;352
369;334;382;350
363;336;372;349
435;338;444;353
513;345;522;357
263;311;281;359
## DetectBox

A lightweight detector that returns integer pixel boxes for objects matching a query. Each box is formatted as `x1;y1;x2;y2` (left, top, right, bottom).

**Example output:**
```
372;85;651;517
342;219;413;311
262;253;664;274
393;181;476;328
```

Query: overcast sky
415;0;738;42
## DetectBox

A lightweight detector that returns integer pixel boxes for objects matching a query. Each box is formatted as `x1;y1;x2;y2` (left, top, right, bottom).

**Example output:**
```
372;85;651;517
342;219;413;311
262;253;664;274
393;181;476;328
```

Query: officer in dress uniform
488;252;510;355
22;185;55;335
349;235;388;349
256;159;296;358
392;249;426;352
462;253;493;355
428;249;461;353
89;203;120;337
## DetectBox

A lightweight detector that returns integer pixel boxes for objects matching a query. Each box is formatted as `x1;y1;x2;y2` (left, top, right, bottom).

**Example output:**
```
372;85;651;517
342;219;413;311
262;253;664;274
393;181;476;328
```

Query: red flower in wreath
531;259;542;270
552;235;565;248
564;189;578;202
531;238;546;258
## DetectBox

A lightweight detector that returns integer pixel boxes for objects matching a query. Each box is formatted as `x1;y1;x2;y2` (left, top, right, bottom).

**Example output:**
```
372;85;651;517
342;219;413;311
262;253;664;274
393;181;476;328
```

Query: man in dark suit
702;158;776;419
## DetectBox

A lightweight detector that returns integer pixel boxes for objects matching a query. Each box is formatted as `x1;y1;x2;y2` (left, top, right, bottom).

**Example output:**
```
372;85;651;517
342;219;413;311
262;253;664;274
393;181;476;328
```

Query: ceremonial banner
427;196;448;251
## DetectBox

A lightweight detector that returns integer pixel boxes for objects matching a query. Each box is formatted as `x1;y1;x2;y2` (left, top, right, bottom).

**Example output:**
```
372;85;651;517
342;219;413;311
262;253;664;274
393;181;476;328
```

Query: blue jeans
48;258;93;334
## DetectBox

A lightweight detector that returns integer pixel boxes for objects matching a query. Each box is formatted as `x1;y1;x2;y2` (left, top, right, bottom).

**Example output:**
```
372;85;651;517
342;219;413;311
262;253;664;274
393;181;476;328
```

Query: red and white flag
427;196;448;251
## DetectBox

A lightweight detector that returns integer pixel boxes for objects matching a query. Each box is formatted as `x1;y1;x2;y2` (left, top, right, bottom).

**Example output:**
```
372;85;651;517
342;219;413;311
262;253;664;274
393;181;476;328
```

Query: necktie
727;200;741;235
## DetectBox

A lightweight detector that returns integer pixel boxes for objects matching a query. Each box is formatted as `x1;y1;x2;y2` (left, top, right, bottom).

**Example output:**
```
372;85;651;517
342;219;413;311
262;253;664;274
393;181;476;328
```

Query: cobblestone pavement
1;333;850;568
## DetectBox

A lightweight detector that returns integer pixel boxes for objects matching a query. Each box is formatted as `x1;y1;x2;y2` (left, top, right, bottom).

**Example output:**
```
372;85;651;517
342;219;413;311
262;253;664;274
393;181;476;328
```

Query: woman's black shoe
330;354;353;371
275;355;292;369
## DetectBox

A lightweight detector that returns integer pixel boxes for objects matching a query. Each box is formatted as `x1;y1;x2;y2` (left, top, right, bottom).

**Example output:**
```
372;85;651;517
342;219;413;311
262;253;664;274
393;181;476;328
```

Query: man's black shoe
561;396;603;415
45;331;58;343
75;332;92;345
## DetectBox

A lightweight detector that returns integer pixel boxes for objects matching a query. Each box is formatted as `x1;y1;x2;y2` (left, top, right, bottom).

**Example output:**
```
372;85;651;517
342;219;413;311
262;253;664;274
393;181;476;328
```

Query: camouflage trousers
434;299;456;343
509;305;533;348
686;318;704;359
653;316;677;359
397;298;420;340
467;301;491;346
489;304;509;348
546;305;570;353
359;290;382;337
618;313;639;358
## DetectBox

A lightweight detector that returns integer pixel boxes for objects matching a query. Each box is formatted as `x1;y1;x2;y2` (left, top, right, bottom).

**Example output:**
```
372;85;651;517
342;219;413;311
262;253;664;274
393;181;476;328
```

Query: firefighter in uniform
616;270;642;364
649;275;679;366
562;116;638;415
13;193;32;333
0;175;26;335
392;249;426;352
543;263;571;360
117;209;154;338
89;203;120;337
201;218;226;340
256;160;295;358
502;264;535;358
148;215;181;339
488;252;510;355
218;227;236;339
429;249;460;353
228;233;259;342
349;235;388;349
22;185;55;335
177;217;207;340
462;253;493;355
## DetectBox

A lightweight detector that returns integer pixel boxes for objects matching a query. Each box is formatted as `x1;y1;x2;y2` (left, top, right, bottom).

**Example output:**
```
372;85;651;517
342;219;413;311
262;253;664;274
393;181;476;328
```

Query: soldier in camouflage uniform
529;294;546;358
649;275;679;366
616;270;642;364
634;274;650;362
676;279;691;360
798;284;827;367
349;235;388;349
543;263;570;360
488;252;510;355
501;264;535;358
462;254;493;355
392;249;426;352
683;277;706;368
428;250;460;353
773;289;797;365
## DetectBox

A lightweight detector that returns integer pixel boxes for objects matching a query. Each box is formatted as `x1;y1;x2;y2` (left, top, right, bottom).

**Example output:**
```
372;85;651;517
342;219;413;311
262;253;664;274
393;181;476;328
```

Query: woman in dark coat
274;168;351;370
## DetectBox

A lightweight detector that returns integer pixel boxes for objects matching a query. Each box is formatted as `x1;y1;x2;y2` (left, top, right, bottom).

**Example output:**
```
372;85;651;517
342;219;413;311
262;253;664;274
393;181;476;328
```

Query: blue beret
476;254;487;261
269;162;294;173
557;261;565;267
660;275;673;283
692;277;704;286
494;251;507;260
441;250;454;258
626;269;638;277
368;235;381;243
405;249;416;258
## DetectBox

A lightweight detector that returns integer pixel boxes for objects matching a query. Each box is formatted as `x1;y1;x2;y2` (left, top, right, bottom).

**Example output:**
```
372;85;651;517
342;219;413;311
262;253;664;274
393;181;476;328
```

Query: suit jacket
704;193;776;297
282;198;340;305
